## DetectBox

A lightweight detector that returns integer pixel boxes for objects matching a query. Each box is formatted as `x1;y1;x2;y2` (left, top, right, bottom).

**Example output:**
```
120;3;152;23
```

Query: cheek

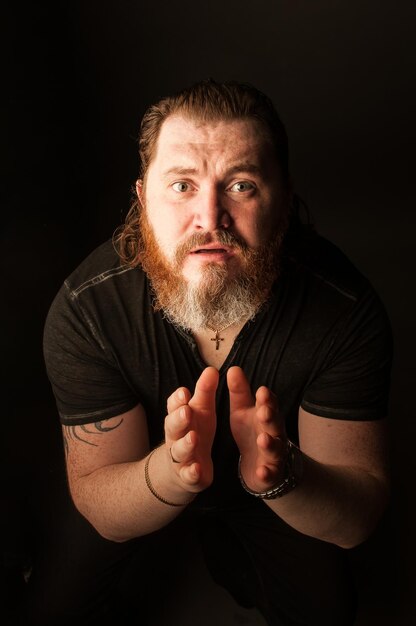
151;214;188;262
235;209;274;247
254;202;285;241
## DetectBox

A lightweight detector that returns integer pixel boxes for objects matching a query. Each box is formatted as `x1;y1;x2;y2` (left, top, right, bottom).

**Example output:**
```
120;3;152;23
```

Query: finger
255;397;283;439
169;430;197;465
167;386;191;415
255;432;287;485
164;404;191;442
257;431;287;461
255;385;277;409
227;366;255;414
189;367;219;414
179;460;213;491
256;463;283;486
179;461;202;487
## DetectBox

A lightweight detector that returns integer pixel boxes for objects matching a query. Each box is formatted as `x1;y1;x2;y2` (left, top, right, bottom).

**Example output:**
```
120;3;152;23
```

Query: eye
229;181;254;193
172;181;191;193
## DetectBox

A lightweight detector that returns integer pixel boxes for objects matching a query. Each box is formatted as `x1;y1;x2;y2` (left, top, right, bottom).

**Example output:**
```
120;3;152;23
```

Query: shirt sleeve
43;281;139;425
301;287;393;420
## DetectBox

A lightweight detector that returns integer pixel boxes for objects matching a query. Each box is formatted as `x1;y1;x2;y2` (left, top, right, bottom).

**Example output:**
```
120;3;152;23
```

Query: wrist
239;440;303;500
145;447;195;507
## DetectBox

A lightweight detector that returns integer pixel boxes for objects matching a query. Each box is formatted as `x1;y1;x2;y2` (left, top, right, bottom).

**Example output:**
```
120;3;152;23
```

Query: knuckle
166;396;177;414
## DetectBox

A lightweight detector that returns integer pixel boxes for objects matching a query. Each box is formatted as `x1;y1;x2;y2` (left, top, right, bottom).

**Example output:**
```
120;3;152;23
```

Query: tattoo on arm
62;418;124;456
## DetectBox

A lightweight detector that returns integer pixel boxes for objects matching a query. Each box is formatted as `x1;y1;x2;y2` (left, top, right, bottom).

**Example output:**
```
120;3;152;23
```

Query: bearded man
43;80;392;626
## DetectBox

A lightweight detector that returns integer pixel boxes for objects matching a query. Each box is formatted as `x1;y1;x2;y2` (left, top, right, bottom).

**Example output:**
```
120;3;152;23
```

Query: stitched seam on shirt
63;277;114;354
66;265;133;298
309;271;358;302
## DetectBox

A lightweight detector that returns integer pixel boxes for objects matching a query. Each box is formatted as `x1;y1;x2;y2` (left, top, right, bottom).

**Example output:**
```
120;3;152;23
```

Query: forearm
69;445;194;542
266;453;390;549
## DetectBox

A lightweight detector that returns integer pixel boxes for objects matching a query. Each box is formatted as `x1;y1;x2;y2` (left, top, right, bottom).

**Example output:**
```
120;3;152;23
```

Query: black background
3;1;415;624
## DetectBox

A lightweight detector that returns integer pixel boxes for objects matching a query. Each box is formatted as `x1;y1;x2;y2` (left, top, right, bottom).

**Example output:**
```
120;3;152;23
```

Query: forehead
150;115;275;170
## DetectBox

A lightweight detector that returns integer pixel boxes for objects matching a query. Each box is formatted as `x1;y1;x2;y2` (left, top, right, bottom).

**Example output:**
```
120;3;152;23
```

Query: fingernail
180;407;186;420
186;432;192;444
178;389;185;402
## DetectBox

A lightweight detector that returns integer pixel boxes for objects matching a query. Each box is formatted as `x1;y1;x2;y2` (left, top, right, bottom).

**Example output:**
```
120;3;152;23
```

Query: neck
192;319;248;369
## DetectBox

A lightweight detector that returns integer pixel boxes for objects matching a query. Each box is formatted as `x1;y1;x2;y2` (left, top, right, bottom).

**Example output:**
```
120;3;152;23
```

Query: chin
182;259;239;285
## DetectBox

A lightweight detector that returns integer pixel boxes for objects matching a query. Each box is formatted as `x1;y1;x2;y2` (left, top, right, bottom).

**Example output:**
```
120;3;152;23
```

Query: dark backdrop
3;1;415;624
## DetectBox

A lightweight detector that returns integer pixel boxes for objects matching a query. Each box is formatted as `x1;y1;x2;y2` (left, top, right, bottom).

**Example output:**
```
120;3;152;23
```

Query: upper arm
63;403;149;488
298;408;390;488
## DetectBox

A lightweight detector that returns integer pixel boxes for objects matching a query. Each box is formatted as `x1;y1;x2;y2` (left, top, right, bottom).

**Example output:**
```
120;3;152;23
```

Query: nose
193;187;231;231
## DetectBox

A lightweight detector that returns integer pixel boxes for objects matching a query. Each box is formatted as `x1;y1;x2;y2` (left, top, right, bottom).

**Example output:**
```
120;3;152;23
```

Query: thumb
227;366;255;414
189;367;219;414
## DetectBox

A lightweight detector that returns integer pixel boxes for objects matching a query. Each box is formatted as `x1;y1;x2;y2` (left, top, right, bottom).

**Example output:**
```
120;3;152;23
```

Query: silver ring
169;447;180;463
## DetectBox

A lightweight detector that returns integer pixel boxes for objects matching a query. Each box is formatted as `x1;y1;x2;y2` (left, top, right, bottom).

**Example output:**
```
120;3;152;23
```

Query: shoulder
43;242;148;424
283;227;370;302
280;226;392;367
44;240;150;346
265;229;393;423
63;239;141;298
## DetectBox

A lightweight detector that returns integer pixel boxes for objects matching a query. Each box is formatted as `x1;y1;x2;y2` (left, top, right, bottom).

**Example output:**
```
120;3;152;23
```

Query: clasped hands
164;366;288;497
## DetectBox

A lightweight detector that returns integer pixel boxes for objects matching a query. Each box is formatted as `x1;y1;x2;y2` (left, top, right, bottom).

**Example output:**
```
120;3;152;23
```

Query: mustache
174;230;248;264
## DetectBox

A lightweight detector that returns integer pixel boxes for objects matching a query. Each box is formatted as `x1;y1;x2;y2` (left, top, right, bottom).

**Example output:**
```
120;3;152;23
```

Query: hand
228;366;287;493
164;367;219;494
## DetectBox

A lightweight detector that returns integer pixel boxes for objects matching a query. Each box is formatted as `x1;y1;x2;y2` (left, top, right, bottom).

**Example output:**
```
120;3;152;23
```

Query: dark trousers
16;504;357;626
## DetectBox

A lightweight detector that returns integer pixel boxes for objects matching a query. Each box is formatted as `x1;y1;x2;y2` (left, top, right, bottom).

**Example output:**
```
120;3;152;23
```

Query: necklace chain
206;322;235;334
205;322;235;350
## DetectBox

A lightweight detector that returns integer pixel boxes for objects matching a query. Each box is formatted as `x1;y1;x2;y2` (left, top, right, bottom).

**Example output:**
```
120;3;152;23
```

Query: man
43;80;392;625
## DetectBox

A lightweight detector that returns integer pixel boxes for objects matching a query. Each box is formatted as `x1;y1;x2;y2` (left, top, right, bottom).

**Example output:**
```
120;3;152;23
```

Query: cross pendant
210;331;224;350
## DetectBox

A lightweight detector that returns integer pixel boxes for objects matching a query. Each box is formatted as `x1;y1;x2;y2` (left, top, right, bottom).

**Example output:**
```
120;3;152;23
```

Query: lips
192;248;227;254
190;243;232;255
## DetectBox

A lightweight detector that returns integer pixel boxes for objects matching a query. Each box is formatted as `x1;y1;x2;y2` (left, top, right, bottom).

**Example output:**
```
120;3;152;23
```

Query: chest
192;323;247;369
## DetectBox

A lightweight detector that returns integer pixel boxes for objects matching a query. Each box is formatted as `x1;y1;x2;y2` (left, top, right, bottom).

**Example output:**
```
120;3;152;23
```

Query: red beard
137;209;284;331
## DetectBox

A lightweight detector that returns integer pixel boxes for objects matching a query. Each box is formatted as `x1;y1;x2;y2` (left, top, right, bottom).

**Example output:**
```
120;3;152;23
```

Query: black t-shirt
43;231;393;623
43;231;392;508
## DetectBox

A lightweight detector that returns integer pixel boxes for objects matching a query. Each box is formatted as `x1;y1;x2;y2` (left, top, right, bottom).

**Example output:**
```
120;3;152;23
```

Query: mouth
192;248;227;254
186;244;236;265
190;243;233;255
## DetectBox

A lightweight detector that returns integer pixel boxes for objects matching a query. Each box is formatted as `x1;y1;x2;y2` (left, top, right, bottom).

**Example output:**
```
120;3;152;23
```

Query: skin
64;115;390;549
137;115;289;284
164;366;286;494
137;115;289;492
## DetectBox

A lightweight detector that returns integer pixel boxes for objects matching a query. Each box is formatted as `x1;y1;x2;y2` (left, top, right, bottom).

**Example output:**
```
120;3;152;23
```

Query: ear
136;179;144;205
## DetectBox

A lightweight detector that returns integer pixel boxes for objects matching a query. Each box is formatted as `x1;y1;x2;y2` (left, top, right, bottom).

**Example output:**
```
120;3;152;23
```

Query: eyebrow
162;162;262;179
162;166;198;178
226;162;262;177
